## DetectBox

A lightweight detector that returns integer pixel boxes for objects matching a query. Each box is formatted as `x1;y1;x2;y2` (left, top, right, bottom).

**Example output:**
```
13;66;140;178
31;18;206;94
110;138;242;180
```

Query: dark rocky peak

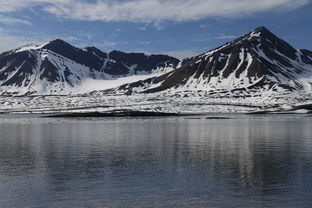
228;26;289;48
48;39;66;44
109;50;179;67
195;26;298;61
42;39;104;70
253;26;270;32
240;26;279;42
85;46;108;60
85;46;104;54
245;26;297;59
109;50;150;64
252;26;274;36
42;39;81;54
109;50;129;58
102;50;179;75
109;50;152;60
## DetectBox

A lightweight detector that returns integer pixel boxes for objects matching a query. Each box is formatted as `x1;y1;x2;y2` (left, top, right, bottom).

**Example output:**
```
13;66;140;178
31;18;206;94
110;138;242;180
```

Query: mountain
0;39;179;95
107;26;312;102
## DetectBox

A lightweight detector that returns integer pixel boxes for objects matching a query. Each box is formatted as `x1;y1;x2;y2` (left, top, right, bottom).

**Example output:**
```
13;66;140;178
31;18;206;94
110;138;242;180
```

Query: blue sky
0;0;311;59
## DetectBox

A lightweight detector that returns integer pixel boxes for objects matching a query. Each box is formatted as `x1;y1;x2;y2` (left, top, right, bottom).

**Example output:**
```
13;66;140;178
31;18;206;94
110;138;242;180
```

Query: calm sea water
0;115;311;208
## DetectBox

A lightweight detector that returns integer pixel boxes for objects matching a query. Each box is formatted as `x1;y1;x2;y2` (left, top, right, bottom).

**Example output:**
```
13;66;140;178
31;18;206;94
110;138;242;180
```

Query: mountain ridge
0;39;179;95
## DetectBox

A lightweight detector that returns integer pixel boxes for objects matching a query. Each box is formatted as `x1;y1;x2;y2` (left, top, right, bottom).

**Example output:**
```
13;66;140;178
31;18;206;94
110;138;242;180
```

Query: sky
0;0;311;59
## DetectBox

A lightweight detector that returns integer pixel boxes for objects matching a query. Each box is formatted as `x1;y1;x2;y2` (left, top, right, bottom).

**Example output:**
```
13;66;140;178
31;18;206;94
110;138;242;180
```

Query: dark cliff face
0;51;38;87
40;40;179;76
105;50;180;75
300;49;312;64
42;39;105;71
110;26;312;95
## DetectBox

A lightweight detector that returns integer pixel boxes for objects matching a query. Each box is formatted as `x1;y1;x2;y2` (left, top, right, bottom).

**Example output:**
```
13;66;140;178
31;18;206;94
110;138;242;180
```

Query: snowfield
0;89;311;114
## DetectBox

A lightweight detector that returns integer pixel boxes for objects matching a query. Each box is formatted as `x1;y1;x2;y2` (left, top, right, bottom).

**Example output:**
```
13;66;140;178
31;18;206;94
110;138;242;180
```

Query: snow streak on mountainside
107;27;312;103
0;39;179;95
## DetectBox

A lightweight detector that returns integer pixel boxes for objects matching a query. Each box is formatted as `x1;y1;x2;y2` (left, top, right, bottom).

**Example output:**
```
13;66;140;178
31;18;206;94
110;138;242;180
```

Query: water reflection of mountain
0;123;36;176
0;117;312;207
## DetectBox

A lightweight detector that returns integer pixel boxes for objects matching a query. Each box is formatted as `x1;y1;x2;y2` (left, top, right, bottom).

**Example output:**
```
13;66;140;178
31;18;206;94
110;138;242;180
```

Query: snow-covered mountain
108;26;312;102
0;39;179;95
1;26;312;114
2;26;312;109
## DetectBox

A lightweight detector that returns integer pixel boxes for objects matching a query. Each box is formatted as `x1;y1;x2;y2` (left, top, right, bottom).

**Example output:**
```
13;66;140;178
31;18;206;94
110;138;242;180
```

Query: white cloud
0;35;29;52
0;15;32;25
137;26;147;31
0;0;310;23
93;41;117;47
0;0;70;13
191;37;211;42
200;24;210;28
76;74;162;92
216;34;237;40
139;41;150;45
0;28;81;53
0;28;37;52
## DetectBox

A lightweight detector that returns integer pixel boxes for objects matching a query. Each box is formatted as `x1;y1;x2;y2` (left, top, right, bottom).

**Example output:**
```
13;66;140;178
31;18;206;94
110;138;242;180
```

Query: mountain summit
109;26;312;103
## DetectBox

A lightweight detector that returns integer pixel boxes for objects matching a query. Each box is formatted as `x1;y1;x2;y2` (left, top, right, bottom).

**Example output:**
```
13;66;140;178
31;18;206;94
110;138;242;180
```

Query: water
0;115;311;208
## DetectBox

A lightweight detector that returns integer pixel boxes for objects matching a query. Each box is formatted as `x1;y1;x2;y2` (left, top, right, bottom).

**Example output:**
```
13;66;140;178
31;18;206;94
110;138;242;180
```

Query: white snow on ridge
14;42;50;53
